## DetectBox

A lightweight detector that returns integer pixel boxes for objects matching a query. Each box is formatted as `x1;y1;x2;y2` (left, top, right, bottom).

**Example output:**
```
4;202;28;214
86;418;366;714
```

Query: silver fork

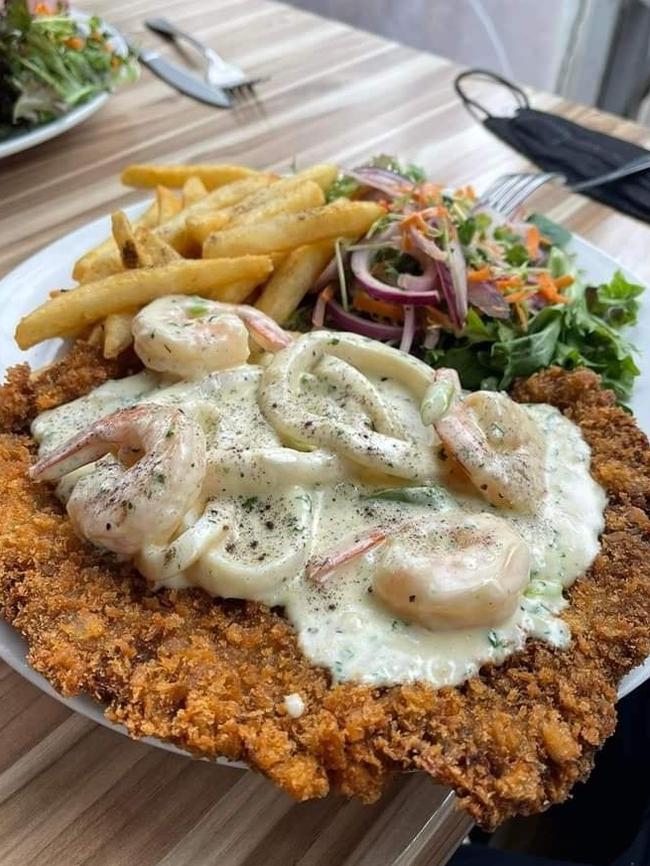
145;17;265;102
477;172;560;217
477;153;650;217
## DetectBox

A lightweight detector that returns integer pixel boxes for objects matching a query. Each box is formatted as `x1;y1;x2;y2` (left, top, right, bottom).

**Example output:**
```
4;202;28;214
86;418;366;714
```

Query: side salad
0;0;137;135
300;156;644;402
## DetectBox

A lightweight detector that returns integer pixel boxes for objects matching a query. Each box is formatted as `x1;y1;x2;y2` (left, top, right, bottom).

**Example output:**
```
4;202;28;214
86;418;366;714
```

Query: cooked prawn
373;512;530;630
131;295;292;378
424;370;546;511
30;405;206;555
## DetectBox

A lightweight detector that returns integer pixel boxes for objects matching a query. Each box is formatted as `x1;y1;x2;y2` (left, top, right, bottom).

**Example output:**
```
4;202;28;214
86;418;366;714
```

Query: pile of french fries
15;161;385;359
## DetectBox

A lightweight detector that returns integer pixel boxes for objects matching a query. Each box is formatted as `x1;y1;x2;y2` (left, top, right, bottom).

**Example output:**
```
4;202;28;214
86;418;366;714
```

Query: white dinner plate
0;203;648;757
0;11;126;161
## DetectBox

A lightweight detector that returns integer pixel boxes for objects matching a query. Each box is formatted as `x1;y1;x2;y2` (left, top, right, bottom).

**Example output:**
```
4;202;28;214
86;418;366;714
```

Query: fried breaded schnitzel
1;342;649;828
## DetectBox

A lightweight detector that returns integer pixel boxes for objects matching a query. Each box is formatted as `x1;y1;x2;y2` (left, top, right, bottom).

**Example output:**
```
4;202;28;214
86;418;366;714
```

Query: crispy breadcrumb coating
0;350;649;828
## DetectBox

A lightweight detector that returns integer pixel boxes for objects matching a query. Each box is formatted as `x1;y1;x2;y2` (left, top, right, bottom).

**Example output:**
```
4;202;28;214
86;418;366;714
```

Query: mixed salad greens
305;155;644;402
0;0;136;136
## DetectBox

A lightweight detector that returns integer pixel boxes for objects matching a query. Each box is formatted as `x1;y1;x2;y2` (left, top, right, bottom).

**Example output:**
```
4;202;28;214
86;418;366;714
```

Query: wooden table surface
3;1;650;864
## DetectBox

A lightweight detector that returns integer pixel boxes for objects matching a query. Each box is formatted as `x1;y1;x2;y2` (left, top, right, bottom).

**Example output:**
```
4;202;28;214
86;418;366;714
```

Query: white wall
288;0;581;91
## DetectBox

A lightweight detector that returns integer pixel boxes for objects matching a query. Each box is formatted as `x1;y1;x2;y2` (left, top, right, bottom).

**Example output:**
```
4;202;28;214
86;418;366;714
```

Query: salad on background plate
0;0;136;147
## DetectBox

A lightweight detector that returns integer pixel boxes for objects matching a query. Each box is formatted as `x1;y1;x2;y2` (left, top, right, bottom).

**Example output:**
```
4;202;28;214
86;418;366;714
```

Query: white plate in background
0;11;127;161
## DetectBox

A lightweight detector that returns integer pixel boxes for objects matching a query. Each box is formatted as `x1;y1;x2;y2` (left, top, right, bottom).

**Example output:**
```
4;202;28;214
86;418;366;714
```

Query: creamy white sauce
284;693;305;718
32;331;606;689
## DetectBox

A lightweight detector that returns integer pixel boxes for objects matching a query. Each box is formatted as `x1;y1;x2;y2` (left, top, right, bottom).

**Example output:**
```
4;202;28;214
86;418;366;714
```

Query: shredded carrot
503;289;532;304
414;183;443;207
65;37;85;50
400;212;429;234
353;291;403;322
468;266;492;283
495;276;523;292
426;306;455;330
554;274;574;290
34;3;54;14
400;212;429;250
536;272;568;304
525;225;541;260
454;185;476;201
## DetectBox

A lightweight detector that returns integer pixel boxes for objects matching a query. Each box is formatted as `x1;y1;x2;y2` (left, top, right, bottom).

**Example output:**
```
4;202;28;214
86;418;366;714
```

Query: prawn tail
307;528;387;584
30;432;111;482
244;313;294;353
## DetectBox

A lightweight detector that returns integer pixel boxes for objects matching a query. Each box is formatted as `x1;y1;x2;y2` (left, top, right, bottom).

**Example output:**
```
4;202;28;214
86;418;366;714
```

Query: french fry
188;180;325;245
237;180;325;226
186;211;230;244
111;212;145;269
72;199;158;282
256;241;335;324
133;227;181;265
103;311;136;359
269;252;287;269
77;176;276;283
156;186;182;224
286;164;339;193
155;175;277;256
15;257;273;350
87;321;104;348
231;166;338;218
211;279;262;304
121;164;256;191
182;176;208;207
203;201;385;259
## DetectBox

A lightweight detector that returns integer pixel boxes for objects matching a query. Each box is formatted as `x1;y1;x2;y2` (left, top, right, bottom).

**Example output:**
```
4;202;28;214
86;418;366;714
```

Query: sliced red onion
348;166;414;198
397;249;438;293
314;225;401;294
467;281;510;319
313;256;338;293
408;226;447;262
448;239;469;325
423;327;441;349
326;299;405;341
526;292;547;312
350;248;440;305
312;288;331;328
399;306;416;353
435;239;468;329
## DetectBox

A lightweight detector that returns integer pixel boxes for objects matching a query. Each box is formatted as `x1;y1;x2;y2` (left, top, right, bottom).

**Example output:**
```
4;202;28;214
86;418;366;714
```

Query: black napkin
454;68;650;223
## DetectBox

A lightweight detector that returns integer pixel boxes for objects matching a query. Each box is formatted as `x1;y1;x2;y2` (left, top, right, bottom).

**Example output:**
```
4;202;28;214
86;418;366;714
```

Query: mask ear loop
454;68;530;121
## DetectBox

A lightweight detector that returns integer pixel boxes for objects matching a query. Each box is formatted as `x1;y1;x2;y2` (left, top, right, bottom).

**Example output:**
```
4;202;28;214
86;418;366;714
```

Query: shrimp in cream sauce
31;305;607;689
132;295;291;378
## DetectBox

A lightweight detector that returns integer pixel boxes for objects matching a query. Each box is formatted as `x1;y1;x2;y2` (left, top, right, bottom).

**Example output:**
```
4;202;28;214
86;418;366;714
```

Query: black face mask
454;69;650;224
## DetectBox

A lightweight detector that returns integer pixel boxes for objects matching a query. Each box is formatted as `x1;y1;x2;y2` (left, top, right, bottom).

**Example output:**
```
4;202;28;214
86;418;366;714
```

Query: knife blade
131;44;232;109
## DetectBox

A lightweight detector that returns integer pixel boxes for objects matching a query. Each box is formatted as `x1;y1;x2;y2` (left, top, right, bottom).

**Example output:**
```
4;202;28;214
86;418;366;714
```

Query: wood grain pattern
2;0;650;863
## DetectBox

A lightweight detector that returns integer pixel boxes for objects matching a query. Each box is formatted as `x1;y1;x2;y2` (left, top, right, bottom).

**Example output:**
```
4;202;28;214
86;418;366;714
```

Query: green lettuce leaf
527;213;572;248
430;268;643;401
586;270;644;328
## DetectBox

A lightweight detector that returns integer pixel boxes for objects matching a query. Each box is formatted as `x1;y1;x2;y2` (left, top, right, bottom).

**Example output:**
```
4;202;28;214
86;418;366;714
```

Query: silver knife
128;41;232;109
